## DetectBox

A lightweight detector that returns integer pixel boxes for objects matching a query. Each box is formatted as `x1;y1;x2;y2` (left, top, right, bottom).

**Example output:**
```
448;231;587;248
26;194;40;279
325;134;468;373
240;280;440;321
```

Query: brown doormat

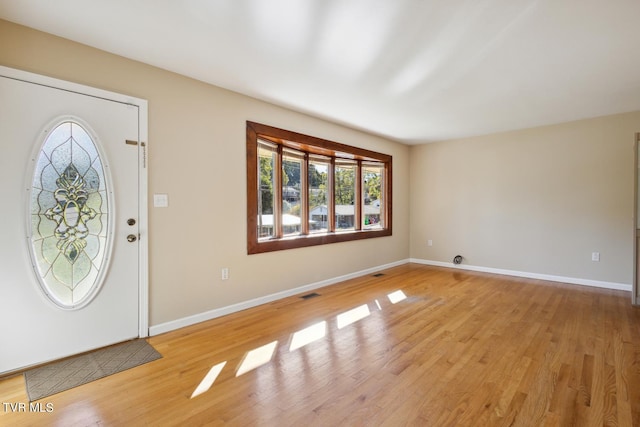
24;339;162;401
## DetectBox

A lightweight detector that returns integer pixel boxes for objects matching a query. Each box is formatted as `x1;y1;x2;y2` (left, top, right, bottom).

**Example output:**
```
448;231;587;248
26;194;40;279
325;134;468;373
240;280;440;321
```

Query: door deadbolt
127;234;137;243
127;218;136;226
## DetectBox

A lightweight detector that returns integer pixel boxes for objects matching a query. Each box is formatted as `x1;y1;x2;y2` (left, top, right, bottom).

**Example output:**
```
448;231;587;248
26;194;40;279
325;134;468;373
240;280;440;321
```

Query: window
362;163;384;230
309;155;330;234
257;141;276;239
247;121;392;254
334;160;356;231
282;148;304;237
28;120;112;308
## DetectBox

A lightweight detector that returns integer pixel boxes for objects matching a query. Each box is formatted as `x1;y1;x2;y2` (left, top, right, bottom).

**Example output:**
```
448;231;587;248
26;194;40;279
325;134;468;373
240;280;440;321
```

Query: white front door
0;68;147;374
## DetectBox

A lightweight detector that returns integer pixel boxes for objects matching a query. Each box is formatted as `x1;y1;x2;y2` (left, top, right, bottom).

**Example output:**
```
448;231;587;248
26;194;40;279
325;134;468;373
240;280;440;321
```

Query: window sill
249;228;392;254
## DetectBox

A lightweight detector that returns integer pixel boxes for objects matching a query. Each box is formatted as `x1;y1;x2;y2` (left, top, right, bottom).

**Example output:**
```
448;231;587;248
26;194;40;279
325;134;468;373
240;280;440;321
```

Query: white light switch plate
154;194;169;208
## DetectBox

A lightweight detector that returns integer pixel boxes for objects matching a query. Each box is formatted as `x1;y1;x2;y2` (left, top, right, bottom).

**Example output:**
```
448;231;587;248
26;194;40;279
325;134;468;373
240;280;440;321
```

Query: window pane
282;149;303;237
309;156;329;233
335;161;356;231
363;163;384;230
29;120;110;309
258;141;276;239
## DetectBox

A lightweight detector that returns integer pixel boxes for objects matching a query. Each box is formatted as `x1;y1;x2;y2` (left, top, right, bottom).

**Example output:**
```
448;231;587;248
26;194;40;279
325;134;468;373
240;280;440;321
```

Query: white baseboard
150;257;632;336
149;259;410;336
409;258;632;292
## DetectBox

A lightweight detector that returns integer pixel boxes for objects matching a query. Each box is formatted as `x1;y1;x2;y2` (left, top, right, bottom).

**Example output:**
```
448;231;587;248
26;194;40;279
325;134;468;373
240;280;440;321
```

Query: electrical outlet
427;239;433;247
221;267;229;280
591;252;600;262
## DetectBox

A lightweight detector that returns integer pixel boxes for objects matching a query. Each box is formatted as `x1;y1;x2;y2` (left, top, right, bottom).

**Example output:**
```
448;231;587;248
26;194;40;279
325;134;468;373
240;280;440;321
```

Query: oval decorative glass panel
28;120;112;309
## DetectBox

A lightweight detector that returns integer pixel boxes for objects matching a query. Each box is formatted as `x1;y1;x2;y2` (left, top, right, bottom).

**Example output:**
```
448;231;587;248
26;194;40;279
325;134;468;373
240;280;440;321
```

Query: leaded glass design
29;121;110;309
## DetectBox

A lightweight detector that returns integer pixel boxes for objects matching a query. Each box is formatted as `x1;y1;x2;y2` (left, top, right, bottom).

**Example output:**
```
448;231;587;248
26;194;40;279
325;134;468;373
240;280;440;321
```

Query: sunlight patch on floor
336;304;371;329
190;287;409;395
191;361;227;398
236;341;278;377
289;321;327;351
388;290;407;304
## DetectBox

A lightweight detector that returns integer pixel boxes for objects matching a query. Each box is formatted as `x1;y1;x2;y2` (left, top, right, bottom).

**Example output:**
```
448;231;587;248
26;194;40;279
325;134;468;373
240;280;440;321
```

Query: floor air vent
300;292;321;300
373;273;385;277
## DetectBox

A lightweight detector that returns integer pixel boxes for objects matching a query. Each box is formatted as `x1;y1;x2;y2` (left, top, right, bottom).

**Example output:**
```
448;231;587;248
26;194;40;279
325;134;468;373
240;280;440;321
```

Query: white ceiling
1;0;640;144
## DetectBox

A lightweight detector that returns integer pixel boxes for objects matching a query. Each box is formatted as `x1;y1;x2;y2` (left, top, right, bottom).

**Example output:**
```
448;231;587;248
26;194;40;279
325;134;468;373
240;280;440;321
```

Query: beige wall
0;20;410;326
2;18;637;330
410;112;639;285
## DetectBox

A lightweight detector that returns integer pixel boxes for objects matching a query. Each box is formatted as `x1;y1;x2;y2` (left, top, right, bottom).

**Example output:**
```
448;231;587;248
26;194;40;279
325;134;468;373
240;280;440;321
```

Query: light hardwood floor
2;264;640;426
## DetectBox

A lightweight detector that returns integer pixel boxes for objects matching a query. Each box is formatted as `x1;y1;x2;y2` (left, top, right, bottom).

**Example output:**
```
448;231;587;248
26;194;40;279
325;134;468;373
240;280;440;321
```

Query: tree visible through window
309;156;329;233
257;141;276;238
335;161;356;230
247;122;392;254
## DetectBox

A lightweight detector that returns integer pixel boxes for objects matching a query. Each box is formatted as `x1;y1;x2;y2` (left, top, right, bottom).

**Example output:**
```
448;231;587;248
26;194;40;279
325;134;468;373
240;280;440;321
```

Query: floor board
1;264;639;426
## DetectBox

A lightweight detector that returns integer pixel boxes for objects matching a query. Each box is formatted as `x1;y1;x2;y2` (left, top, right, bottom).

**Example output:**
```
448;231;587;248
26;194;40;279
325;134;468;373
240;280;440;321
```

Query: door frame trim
634;133;639;305
0;65;150;336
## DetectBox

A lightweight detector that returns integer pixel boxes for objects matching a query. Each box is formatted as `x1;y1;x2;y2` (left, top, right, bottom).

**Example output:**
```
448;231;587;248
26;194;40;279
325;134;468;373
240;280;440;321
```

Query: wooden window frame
247;121;392;254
